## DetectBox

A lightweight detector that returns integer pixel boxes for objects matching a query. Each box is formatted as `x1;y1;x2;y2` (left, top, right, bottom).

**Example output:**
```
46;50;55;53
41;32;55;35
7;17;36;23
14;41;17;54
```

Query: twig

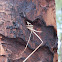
27;27;42;32
33;31;43;43
23;39;43;62
23;22;43;62
13;21;43;61
21;31;32;55
13;31;32;60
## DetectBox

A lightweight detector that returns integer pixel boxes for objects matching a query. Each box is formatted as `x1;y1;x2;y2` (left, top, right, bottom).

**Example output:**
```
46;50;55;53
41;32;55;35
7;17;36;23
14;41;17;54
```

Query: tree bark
0;0;58;62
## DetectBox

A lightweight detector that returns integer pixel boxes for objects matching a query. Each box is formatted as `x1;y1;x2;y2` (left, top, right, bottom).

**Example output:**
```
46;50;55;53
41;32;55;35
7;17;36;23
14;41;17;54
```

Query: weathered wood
0;0;58;62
